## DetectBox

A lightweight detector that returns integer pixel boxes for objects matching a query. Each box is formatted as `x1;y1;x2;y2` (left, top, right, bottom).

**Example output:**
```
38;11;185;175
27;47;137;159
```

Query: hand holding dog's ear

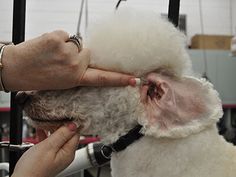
1;30;134;91
12;123;79;177
80;67;135;87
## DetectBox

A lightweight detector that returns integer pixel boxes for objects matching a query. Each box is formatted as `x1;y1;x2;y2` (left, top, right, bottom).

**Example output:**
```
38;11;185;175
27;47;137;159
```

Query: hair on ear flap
158;82;177;108
139;73;223;138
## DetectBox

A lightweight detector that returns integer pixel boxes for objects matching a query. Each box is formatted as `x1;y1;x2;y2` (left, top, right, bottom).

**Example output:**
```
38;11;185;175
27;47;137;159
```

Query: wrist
1;44;20;91
0;44;7;92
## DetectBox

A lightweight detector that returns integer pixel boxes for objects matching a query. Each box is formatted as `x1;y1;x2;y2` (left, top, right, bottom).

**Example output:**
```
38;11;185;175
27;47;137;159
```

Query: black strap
109;124;143;152
94;124;143;166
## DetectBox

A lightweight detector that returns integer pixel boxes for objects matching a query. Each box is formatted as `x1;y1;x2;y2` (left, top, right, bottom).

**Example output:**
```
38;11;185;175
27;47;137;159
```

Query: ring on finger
68;34;83;52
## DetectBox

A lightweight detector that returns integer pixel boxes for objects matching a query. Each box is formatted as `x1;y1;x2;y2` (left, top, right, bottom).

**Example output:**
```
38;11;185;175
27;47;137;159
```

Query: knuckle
43;32;62;48
53;30;68;37
58;129;69;142
119;76;125;85
97;74;108;86
55;46;74;65
48;33;60;43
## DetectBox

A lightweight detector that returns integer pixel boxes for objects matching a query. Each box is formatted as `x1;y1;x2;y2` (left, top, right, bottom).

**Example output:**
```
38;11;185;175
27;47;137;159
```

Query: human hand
12;123;80;177
1;30;135;91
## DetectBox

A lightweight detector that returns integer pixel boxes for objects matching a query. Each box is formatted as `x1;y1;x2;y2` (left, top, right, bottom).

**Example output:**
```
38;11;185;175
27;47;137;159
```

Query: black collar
109;124;144;152
92;124;144;166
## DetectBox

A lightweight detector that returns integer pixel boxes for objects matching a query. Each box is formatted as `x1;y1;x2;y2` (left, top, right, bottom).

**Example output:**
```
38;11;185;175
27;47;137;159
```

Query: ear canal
141;74;211;131
141;78;179;128
140;74;223;138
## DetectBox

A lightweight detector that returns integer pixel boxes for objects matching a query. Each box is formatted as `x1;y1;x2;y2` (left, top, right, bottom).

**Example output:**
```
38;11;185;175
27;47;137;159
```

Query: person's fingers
77;48;90;62
65;40;79;53
62;133;80;152
45;123;78;152
56;133;80;162
75;49;91;82
65;36;83;53
36;129;47;142
53;30;70;42
79;68;135;87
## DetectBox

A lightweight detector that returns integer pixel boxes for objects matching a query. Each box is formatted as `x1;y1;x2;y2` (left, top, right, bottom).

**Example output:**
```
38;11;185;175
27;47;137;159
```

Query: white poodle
21;9;236;177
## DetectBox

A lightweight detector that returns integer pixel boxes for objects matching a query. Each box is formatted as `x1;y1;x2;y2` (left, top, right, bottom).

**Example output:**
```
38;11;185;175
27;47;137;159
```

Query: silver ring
68;34;83;51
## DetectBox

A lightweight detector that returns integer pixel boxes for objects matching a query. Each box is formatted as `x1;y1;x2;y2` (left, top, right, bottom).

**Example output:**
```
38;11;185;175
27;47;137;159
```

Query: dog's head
18;9;223;142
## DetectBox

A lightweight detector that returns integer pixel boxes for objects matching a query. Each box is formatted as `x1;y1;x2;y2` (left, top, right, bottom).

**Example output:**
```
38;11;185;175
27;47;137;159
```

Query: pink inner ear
140;73;206;130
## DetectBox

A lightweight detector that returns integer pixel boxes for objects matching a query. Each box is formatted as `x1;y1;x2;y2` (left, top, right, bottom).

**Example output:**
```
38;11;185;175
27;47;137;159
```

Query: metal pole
115;0;126;10
77;0;85;34
9;0;26;175
168;0;180;27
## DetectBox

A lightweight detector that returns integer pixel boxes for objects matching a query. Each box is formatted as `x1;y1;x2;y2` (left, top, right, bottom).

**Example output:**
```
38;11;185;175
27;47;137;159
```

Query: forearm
0;43;4;91
0;43;20;91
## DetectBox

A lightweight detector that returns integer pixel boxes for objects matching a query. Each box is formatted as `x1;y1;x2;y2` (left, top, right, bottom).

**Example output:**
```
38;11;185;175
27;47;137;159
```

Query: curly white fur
87;9;192;77
23;9;236;177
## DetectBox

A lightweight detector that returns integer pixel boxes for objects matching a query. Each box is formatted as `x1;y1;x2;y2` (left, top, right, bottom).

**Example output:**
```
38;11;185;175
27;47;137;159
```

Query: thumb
56;133;80;164
61;133;80;153
45;123;78;151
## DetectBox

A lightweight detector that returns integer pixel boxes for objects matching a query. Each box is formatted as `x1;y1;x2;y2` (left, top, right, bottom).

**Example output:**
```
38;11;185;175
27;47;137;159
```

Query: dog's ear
139;73;223;138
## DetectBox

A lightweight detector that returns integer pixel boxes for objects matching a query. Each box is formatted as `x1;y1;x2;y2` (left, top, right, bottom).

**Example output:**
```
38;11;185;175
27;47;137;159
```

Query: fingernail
67;122;79;131
129;78;141;87
129;78;136;87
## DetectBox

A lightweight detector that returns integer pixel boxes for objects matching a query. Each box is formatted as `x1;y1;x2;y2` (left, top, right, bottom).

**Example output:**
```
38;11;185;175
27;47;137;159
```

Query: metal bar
168;0;180;27
77;0;85;34
85;0;88;31
115;0;126;10
0;141;34;151
9;0;26;175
